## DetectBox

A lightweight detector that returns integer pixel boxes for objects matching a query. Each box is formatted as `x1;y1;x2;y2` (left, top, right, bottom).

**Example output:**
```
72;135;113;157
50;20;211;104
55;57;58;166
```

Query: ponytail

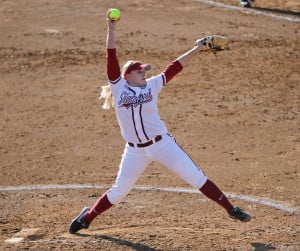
99;85;114;110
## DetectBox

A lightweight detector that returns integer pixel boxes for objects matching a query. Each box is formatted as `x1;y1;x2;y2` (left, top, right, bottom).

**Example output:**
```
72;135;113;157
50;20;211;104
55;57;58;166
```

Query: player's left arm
176;45;203;67
162;61;183;84
162;44;204;83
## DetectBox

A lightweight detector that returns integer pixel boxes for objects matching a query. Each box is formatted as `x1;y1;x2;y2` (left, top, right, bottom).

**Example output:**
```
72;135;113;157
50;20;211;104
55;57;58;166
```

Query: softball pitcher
69;13;251;234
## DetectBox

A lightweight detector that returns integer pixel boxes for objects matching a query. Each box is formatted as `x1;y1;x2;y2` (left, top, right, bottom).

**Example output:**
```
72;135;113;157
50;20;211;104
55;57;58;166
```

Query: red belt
128;135;162;148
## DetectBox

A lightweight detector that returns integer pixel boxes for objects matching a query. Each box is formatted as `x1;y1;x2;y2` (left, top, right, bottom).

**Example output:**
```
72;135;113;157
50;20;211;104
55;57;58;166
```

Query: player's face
126;70;147;86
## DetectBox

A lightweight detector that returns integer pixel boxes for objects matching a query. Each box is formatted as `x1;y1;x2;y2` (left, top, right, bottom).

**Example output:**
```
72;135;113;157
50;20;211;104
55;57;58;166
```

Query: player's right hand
107;18;116;29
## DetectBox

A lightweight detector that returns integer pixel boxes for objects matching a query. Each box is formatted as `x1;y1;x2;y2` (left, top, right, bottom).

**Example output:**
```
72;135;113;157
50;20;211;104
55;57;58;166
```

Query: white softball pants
107;134;207;204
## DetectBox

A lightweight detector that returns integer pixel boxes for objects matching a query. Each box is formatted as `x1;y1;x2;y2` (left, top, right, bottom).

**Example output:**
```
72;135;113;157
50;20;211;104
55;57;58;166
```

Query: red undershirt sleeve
162;60;183;83
106;48;121;83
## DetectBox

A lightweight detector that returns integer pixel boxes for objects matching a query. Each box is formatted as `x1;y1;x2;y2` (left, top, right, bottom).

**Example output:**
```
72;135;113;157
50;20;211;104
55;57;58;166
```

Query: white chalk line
1;184;299;214
2;184;299;245
193;0;300;23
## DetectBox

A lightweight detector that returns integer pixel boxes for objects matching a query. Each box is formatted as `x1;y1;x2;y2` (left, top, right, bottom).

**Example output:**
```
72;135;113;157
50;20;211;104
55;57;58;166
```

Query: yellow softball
108;8;121;21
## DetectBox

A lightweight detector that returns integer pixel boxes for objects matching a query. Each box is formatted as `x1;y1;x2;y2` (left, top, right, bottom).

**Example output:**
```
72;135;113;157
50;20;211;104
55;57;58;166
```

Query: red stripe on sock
200;179;233;213
85;192;113;223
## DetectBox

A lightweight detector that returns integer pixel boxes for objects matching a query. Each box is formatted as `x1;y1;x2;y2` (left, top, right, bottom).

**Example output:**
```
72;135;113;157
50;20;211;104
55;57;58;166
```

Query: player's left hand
195;35;229;50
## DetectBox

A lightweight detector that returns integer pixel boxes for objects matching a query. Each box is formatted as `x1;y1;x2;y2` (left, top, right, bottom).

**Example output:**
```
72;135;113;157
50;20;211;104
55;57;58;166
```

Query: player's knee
107;179;135;204
184;170;207;189
107;189;127;204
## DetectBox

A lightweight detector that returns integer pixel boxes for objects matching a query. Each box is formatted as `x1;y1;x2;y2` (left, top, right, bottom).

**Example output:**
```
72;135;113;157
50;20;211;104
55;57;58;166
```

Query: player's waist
128;135;162;148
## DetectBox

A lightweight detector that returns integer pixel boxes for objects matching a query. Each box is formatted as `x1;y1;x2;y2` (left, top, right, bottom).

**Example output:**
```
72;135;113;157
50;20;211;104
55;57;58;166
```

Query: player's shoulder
145;73;166;94
109;75;122;85
147;73;165;82
109;76;126;94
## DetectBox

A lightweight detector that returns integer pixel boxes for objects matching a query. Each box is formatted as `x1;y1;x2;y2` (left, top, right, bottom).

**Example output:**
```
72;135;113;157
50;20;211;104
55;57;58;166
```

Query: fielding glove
195;35;229;50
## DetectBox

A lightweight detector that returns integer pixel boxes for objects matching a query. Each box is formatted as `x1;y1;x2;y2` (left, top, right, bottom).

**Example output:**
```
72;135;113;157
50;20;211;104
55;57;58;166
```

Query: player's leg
152;135;231;210
150;134;207;188
69;145;151;233
106;145;151;204
151;134;251;222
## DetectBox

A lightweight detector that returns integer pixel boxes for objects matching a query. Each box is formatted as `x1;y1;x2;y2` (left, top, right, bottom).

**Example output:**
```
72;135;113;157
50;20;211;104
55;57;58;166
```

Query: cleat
229;207;251;222
69;207;90;234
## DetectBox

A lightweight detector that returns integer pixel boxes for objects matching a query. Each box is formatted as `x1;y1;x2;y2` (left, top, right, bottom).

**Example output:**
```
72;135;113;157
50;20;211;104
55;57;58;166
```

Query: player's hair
99;85;114;110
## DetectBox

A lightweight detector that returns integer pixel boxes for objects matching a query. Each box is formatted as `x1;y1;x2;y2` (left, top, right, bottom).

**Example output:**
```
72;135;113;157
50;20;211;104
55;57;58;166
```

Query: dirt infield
1;0;299;250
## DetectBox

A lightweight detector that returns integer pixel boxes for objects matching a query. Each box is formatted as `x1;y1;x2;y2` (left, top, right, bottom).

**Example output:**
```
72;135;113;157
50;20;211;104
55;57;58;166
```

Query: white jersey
109;73;167;143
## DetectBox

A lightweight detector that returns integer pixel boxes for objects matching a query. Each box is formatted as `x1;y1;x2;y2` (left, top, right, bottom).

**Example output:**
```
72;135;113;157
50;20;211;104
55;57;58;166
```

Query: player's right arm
106;19;121;83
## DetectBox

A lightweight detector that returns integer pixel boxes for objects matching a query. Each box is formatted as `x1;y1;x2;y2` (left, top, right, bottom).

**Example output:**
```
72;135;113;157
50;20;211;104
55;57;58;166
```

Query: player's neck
126;80;146;87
